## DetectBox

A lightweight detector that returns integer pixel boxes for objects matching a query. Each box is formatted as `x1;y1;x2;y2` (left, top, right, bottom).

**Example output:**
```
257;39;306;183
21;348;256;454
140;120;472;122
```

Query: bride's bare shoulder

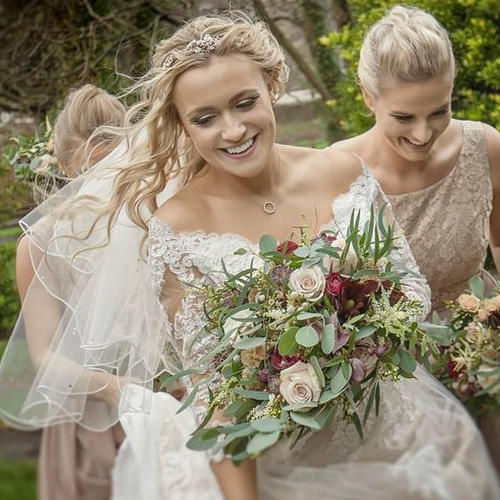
282;144;363;191
153;181;206;232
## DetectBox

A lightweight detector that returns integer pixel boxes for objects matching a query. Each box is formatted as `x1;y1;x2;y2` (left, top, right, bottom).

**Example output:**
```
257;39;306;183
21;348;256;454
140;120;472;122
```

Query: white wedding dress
112;169;500;500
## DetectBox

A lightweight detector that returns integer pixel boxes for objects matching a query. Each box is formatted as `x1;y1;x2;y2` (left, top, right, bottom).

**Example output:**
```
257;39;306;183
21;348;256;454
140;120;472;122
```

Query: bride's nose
221;113;246;142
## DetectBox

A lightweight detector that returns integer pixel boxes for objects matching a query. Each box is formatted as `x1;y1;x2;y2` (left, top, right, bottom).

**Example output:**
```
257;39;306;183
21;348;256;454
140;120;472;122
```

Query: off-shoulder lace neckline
150;167;371;245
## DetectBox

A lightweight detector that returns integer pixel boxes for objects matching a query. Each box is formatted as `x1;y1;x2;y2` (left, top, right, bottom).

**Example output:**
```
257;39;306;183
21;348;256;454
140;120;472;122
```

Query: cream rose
493;295;500;310
476;309;490;322
279;361;322;409
288;266;325;302
457;294;480;313
477;364;500;395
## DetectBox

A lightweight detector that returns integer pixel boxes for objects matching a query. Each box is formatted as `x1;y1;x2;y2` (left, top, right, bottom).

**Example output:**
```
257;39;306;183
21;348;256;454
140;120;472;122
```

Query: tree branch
252;0;332;101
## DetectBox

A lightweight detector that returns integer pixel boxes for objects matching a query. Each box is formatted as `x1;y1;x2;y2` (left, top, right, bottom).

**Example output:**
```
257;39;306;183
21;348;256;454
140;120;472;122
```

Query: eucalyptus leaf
290;411;322;430
419;322;454;346
296;325;320;347
250;418;282;433
278;327;299;355
232;388;270;400
293;246;311;258
321;323;336;354
398;349;417;374
186;428;220;451
246;430;281;455
310;355;326;387
355;325;376;341
329;363;350;397
259;234;277;254
282;401;318;411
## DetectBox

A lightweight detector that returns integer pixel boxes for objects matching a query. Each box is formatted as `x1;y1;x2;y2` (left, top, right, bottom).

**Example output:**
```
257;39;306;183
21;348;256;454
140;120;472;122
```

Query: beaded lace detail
387;120;492;313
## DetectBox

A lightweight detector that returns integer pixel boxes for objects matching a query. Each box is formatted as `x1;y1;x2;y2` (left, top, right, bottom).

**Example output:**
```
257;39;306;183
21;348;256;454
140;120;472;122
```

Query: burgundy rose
325;272;348;300
271;348;301;371
382;280;405;305
336;279;379;319
277;240;299;256
447;361;463;380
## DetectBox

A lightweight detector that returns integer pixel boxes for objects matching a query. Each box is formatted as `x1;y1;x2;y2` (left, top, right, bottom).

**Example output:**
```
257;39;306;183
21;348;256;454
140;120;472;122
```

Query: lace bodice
387;120;492;313
147;169;431;425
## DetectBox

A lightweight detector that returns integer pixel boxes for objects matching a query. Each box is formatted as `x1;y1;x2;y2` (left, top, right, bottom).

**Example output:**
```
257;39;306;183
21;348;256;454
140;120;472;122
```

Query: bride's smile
173;54;277;180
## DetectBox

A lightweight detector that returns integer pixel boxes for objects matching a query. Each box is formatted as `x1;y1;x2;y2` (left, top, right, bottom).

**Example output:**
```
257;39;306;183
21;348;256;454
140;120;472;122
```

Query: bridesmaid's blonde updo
54;84;125;177
358;5;455;97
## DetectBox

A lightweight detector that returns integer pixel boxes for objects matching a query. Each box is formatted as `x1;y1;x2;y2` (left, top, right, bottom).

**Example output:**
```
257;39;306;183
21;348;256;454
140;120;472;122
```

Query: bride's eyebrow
186;88;260;119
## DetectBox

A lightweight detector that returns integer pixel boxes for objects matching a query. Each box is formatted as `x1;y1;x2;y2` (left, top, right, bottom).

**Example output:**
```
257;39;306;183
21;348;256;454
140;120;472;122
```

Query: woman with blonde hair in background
0;13;498;500
331;4;500;471
17;84;126;500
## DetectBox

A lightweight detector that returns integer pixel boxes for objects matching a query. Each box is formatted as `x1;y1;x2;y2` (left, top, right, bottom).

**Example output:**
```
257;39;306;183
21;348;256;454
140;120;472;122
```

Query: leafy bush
322;0;500;137
0;241;19;339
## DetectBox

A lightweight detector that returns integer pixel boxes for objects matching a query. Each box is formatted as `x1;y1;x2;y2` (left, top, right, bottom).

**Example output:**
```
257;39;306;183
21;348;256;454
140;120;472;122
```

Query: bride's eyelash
190;95;260;126
236;95;259;109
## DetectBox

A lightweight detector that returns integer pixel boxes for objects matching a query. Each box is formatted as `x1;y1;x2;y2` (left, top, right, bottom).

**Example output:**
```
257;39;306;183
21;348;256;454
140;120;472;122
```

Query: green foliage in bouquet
320;0;500;137
432;275;500;416
164;207;442;463
2;117;67;205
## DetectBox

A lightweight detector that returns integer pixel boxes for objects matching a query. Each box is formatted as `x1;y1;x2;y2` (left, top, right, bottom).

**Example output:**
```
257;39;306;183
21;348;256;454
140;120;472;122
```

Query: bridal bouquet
172;208;437;462
433;276;500;415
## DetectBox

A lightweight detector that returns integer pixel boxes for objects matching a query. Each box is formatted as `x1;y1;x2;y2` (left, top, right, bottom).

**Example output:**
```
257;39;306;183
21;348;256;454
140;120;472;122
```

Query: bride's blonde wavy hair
67;13;289;250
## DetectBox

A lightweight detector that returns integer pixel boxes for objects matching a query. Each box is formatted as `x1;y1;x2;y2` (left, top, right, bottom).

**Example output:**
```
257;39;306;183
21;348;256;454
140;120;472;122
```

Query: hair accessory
162;34;221;69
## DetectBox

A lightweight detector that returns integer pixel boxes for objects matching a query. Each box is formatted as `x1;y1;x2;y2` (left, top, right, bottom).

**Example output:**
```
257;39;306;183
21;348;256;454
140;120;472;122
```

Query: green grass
0;226;22;240
0;458;36;500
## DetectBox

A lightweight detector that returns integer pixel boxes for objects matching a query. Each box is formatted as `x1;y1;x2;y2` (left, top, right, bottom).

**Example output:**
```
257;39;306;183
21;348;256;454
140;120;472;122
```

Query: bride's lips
219;134;258;159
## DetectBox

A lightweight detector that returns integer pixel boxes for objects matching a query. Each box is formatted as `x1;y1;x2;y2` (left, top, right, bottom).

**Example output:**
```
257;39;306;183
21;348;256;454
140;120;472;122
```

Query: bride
0;13;498;500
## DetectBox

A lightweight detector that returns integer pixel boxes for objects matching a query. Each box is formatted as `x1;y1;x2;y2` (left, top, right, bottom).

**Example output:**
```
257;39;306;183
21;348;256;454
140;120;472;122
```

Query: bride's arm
158;263;259;499
212;459;258;500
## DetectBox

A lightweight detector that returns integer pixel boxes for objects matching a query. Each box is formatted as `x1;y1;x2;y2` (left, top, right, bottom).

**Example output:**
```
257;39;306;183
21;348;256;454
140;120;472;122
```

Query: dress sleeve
147;218;231;447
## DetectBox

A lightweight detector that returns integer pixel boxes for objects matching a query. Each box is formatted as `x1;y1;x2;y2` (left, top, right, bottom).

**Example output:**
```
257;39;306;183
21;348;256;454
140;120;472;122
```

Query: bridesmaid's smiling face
173;54;277;178
363;72;454;162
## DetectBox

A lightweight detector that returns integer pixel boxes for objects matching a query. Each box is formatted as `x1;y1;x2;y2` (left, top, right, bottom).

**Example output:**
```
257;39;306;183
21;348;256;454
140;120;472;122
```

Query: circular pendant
263;201;276;214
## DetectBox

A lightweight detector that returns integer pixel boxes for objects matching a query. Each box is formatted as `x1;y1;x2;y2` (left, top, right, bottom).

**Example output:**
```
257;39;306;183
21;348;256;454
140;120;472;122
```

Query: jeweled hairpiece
162;34;222;69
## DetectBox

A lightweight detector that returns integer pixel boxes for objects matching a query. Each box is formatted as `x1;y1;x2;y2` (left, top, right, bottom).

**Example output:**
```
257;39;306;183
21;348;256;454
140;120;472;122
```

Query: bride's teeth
225;138;254;154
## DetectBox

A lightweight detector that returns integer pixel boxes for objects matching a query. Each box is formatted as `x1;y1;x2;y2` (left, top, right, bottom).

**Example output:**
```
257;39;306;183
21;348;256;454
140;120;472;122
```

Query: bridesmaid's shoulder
481;121;500;167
